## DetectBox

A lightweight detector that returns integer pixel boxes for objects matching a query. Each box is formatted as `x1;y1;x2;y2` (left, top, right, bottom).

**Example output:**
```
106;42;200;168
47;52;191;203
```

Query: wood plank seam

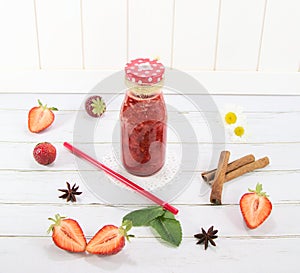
256;0;268;71
170;0;176;68
33;0;42;69
213;0;222;70
126;0;129;62
80;0;85;69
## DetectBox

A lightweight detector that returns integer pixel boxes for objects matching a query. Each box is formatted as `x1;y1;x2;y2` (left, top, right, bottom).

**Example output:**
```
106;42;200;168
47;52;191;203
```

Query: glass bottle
120;58;167;176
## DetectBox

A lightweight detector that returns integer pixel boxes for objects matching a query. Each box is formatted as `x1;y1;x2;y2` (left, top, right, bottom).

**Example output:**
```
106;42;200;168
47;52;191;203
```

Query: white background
0;0;299;72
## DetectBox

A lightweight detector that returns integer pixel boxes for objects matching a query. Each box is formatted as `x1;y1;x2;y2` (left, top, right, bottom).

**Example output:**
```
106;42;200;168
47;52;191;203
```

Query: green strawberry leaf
248;183;269;198
123;206;165;226
150;217;182;247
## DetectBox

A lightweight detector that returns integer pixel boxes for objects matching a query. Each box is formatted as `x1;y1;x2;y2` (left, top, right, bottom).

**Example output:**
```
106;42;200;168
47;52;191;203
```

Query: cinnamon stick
202;154;255;183
224;156;269;182
210;151;230;205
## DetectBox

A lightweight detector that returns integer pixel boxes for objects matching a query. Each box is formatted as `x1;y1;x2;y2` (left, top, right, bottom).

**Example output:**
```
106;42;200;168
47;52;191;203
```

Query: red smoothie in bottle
120;58;167;176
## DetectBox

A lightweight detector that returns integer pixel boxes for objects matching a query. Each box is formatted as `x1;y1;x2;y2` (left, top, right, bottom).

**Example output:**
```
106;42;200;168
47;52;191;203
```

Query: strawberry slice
28;99;58;133
48;214;87;252
240;183;272;229
86;220;133;255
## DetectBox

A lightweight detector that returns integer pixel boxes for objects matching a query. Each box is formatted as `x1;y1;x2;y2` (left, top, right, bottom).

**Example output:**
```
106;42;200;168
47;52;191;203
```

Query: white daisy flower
219;104;246;127
229;122;250;143
219;104;250;143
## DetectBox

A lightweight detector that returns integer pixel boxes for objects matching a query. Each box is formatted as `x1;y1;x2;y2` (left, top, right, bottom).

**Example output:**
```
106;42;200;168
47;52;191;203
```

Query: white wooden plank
1;109;300;143
172;0;219;70
188;71;300;95
1;237;299;273
1;93;300;113
0;171;99;204
0;0;39;69
177;170;300;204
35;0;82;69
0;170;299;204
259;0;300;72
0;71;294;94
0;204;299;237
0;142;298;171
1;92;300;143
0;70;112;93
216;0;265;70
0;71;299;95
128;0;174;66
82;0;127;69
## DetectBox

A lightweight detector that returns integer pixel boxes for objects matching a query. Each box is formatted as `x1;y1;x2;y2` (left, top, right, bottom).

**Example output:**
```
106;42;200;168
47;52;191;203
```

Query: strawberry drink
120;58;167;176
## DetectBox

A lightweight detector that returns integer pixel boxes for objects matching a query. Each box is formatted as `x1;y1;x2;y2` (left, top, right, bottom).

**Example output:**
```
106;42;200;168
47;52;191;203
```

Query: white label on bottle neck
137;62;153;71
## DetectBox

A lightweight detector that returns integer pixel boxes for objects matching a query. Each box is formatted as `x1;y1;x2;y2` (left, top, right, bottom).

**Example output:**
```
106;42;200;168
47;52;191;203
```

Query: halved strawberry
28;99;58;133
48;214;87;252
240;183;272;229
86;220;133;255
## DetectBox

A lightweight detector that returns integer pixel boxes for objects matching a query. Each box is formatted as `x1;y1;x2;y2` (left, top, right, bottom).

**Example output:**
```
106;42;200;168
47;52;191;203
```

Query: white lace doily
102;147;181;192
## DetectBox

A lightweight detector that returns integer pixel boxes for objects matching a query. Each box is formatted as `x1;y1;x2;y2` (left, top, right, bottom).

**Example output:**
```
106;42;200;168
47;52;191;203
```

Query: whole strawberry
33;142;56;165
240;183;272;229
28;99;58;133
86;220;133;255
85;95;106;118
48;214;87;252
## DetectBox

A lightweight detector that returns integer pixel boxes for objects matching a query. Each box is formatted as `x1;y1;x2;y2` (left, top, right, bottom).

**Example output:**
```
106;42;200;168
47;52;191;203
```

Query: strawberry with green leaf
86;220;133;255
28;99;58;133
240;183;272;229
48;214;87;252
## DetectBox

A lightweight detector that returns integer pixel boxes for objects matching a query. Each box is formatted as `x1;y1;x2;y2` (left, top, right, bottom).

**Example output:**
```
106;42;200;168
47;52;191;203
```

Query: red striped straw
63;142;178;215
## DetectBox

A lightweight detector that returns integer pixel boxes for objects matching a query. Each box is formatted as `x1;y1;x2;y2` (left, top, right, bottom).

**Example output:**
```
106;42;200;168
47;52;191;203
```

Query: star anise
194;226;218;250
58;182;82;202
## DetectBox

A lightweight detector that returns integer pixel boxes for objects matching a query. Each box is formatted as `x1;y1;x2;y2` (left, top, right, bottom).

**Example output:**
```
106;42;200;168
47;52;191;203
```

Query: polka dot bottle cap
125;58;165;85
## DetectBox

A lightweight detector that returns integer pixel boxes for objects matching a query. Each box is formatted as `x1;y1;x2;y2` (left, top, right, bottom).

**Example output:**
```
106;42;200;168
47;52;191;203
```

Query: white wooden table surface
0;71;299;273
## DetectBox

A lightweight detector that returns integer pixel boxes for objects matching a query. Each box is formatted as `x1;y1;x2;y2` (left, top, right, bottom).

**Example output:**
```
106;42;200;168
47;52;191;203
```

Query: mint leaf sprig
123;206;182;247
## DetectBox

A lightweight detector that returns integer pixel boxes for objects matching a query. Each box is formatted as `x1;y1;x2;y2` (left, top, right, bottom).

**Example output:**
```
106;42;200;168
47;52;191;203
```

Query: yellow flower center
234;126;245;137
225;112;237;124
